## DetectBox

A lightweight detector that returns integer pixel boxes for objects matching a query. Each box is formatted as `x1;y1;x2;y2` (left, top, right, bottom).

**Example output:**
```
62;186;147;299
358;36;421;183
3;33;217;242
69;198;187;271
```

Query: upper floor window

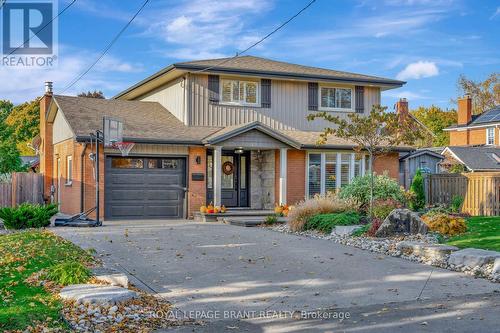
220;79;259;106
486;127;495;145
319;86;353;111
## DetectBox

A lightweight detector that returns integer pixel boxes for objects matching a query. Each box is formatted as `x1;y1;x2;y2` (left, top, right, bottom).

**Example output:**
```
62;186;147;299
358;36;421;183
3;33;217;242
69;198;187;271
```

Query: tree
455;73;499;114
409;169;425;211
308;105;423;218
411;105;457;146
5;98;40;155
78;90;105;99
0;140;25;174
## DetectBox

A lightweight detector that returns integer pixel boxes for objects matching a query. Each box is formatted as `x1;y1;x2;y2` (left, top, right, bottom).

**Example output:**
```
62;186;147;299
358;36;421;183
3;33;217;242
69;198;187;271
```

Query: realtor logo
1;0;58;66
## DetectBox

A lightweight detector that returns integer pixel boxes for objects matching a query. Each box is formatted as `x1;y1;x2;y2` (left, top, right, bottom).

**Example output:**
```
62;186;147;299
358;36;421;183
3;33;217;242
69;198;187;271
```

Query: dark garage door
105;156;186;219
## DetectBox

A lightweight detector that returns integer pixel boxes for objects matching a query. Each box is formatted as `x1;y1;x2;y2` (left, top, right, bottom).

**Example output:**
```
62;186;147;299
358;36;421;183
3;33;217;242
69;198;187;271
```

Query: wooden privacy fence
0;173;44;208
425;172;500;216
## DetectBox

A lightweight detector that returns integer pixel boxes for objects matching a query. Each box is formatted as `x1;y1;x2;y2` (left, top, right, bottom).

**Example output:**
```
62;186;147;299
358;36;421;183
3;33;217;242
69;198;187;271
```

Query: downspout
80;143;87;212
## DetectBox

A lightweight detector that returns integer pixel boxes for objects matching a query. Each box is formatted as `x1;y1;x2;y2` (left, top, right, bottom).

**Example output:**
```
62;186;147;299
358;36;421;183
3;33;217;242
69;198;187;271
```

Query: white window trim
306;151;366;197
318;85;355;112
219;78;260;107
486;127;495;145
66;155;73;185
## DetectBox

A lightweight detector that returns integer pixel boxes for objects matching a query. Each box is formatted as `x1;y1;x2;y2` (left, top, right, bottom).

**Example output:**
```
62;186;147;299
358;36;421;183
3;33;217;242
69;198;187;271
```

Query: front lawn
445;216;500;252
0;230;94;331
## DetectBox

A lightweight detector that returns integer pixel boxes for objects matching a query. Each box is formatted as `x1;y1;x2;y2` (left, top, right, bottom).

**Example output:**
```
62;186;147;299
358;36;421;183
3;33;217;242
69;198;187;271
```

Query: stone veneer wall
250;150;275;209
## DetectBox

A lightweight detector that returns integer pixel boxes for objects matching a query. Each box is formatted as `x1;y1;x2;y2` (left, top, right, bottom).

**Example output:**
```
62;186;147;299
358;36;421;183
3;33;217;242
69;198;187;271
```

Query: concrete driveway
53;220;499;332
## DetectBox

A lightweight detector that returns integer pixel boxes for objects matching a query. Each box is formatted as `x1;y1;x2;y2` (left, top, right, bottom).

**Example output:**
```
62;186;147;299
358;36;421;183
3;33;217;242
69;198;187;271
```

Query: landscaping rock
396;241;458;261
375;209;428;237
331;225;364;236
492;258;500;281
60;284;137;305
448;248;500;269
92;267;129;288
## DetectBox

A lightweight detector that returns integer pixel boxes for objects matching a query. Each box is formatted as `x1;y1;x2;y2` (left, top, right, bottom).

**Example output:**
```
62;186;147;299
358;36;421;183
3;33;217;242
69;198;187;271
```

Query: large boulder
448;248;500;268
375;209;428;237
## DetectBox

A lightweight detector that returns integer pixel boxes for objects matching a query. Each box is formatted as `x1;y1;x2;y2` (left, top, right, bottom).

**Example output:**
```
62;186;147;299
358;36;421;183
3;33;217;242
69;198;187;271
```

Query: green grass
0;230;94;331
445;216;500;252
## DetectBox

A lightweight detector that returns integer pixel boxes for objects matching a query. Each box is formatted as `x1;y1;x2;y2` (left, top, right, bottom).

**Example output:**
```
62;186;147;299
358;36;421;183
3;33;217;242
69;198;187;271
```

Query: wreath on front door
222;161;234;175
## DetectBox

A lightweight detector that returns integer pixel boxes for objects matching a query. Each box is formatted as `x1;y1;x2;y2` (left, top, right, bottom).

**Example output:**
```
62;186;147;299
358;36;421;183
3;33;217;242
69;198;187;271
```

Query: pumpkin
200;205;207;213
282;209;289;217
207;202;214;211
207;209;215;214
214;206;220;214
274;204;283;214
220;205;227;213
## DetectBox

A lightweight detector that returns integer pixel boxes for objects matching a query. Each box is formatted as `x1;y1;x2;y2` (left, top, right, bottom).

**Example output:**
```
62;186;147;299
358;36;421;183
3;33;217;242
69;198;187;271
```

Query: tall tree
411;105;457;146
5;98;40;155
78;90;105;99
455;73;499;114
308;105;423;218
0;141;24;174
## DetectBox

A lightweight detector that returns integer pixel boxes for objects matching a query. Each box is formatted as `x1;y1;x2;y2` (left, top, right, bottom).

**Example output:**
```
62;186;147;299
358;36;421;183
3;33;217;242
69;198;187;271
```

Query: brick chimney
39;81;54;201
396;98;409;119
457;95;472;125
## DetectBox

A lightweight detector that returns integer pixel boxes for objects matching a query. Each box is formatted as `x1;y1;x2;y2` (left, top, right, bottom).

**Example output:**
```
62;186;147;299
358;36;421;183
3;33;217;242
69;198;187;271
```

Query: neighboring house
38;55;413;220
20;156;40;172
440;146;500;172
444;96;500;146
399;149;444;188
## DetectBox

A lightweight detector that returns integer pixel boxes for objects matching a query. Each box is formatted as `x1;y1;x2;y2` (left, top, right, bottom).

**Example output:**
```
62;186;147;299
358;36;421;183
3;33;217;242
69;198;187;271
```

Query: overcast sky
1;0;499;110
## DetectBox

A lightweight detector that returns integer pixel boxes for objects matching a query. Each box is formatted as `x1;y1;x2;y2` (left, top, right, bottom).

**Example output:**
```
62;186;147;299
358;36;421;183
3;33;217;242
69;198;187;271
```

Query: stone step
194;210;274;222
331;225;364;236
92;267;128;288
222;216;287;227
396;241;459;261
59;284;137;305
448;248;500;269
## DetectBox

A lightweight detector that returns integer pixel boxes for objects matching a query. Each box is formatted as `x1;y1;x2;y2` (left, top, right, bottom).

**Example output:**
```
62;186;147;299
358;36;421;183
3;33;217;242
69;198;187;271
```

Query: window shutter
355;86;364;113
208;75;219;103
261;79;271;108
308;82;318;111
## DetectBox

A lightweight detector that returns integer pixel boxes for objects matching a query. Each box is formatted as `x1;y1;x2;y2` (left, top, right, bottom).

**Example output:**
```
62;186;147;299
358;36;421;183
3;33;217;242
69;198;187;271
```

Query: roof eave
75;135;204;146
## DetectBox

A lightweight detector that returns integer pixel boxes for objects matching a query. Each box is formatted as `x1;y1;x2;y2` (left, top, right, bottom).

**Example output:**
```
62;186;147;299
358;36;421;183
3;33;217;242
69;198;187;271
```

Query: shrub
339;173;405;207
0;203;58;230
45;261;91;286
422;213;467;236
450;195;464;213
409;169;425;210
288;193;360;231
366;218;383;237
264;215;278;225
304;211;361;234
371;198;401;220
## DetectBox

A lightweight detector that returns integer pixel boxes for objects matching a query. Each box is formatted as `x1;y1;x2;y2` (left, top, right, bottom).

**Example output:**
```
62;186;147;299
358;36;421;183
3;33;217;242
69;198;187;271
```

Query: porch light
234;147;244;154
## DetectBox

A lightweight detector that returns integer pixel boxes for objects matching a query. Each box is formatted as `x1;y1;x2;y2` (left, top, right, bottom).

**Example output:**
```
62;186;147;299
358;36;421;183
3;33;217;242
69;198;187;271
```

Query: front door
207;151;249;207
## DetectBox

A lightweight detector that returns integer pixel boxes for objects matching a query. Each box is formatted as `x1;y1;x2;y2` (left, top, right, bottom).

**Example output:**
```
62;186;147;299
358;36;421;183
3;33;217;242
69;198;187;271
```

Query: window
221;79;259;106
148;158;179;169
240;156;247;189
66;156;73;184
320;86;353;111
221;156;234;189
111;157;144;169
308;154;321;196
308;152;366;197
486;127;495;145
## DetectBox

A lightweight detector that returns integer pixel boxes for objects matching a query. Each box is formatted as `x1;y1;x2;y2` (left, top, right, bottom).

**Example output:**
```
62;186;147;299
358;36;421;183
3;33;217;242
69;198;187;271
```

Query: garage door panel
105;156;186;219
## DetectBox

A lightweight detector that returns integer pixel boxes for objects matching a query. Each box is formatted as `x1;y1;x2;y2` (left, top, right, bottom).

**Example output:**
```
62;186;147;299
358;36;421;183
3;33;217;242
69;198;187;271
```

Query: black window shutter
355;86;364;113
261;79;271;108
208;75;219;103
308;82;318;111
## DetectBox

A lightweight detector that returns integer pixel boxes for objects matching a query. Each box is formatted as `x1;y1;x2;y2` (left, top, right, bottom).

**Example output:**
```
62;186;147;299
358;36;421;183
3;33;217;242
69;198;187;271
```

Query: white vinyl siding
307;152;368;197
319;86;353;111
220;79;259;106
486;127;495;145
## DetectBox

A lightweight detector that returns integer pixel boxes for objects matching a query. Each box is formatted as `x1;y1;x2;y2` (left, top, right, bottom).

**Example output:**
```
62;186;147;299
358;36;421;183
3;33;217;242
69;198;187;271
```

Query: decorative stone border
270;224;500;283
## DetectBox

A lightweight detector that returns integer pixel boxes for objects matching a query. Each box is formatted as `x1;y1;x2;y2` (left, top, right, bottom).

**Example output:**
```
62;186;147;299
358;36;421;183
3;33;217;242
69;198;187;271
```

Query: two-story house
38;56;412;220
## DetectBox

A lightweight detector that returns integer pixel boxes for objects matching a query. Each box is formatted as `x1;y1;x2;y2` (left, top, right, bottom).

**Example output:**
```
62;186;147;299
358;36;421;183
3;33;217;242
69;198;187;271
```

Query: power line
8;0;77;56
61;0;150;94
193;0;317;74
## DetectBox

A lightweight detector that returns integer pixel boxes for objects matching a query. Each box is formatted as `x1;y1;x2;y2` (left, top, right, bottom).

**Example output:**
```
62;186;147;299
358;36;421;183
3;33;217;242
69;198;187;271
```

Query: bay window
307;152;368;197
319;86;353;111
221;79;259;106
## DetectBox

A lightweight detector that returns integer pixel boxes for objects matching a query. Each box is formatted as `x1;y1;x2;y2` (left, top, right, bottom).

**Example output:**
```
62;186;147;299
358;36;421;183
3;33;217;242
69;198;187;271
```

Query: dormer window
319;85;353;111
220;79;259;106
486;127;495;145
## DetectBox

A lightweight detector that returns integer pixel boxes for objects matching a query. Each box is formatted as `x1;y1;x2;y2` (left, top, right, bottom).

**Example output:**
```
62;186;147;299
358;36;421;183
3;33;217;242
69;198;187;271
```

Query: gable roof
50;95;221;144
114;55;405;99
444;106;500;130
442;146;500;171
399;149;444;161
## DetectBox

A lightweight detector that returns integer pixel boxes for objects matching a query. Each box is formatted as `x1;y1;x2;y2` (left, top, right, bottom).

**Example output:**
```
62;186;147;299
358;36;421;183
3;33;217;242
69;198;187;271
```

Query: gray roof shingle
445;146;500;171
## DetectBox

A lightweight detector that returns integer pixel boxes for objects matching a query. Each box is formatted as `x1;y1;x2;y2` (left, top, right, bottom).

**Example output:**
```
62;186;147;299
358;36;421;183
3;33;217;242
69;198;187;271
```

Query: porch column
279;148;288;205
213;146;222;207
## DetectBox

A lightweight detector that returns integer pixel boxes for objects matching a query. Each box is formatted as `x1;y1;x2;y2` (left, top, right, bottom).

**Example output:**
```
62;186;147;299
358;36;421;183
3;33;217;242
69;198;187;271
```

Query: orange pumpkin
221;205;227;213
274;204;283;214
200;205;207;213
214;206;220;214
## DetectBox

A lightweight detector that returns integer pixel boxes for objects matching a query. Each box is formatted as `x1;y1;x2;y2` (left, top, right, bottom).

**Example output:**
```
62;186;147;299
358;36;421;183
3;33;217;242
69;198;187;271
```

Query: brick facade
373;152;400;180
187;147;207;218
